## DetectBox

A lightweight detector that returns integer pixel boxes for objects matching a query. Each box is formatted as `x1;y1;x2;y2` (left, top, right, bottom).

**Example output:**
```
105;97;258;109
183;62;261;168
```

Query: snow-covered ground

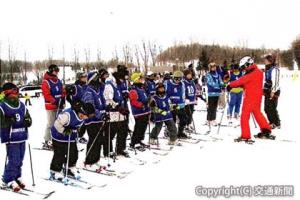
1;70;299;200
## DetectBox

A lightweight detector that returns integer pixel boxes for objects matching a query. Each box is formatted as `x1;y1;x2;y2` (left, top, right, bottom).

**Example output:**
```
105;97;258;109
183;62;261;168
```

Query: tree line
0;36;300;86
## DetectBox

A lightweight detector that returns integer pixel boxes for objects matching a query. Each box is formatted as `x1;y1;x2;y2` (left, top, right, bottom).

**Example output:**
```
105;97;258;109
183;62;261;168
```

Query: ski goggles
3;88;19;96
174;77;182;81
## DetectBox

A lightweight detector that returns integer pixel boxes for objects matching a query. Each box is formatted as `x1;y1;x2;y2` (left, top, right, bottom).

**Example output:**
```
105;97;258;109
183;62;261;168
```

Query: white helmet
147;71;154;76
239;56;254;68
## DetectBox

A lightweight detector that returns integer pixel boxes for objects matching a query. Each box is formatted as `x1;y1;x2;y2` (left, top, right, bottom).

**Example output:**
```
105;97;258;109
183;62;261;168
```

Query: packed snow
0;70;299;200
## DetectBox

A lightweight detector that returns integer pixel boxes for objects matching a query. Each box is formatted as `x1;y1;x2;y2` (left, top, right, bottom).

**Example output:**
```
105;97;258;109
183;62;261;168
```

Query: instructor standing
227;56;272;143
263;54;281;129
41;64;65;150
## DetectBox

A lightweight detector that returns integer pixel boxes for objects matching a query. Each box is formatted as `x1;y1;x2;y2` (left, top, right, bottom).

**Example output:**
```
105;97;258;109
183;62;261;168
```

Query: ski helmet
87;71;99;84
76;71;87;80
155;82;165;96
98;68;109;82
131;72;144;83
263;54;276;64
239;56;254;69
48;64;59;74
72;100;95;116
173;71;183;78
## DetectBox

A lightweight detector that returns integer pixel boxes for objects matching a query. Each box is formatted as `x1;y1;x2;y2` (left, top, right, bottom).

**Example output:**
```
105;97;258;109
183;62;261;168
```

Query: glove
5;115;17;126
160;110;167;116
149;100;156;108
172;104;179;110
23;116;32;128
122;92;129;100
118;106;129;116
103;113;110;121
226;85;232;92
64;127;73;135
106;104;113;112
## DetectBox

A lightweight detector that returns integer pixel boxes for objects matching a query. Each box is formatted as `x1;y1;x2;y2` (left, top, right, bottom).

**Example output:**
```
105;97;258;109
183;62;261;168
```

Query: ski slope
0;70;299;200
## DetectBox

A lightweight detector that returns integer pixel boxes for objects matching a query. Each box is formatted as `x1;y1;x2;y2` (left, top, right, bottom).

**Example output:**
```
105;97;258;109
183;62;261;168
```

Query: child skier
41;64;65;150
0;83;32;192
103;71;130;157
206;63;224;126
65;71;88;144
129;72;151;150
49;101;95;180
226;64;243;125
149;83;178;145
183;69;197;132
165;71;188;138
145;71;156;97
81;71;107;170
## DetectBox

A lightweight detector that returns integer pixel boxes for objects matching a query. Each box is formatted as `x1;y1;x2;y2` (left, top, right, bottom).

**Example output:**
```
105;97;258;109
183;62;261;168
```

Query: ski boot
117;150;130;158
67;167;81;180
177;132;188;139
234;137;255;144
49;171;64;181
149;138;158;145
42;141;53;151
168;139;182;146
15;178;25;189
139;141;150;149
254;132;276;140
6;181;21;192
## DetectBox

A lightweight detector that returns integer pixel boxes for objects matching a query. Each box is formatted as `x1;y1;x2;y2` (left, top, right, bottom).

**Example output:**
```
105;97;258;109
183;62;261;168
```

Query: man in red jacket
41;64;65;149
227;56;273;144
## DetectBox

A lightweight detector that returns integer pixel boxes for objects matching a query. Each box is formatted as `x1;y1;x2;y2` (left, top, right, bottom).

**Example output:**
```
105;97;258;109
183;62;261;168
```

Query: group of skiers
0;54;281;192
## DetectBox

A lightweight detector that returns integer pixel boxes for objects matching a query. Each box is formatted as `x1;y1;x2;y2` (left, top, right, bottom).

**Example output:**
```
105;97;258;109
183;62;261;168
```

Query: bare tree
48;46;54;64
134;45;141;68
148;41;158;67
8;42;13;82
122;44;131;66
62;44;66;84
139;40;149;73
84;47;90;72
22;51;28;84
73;47;80;72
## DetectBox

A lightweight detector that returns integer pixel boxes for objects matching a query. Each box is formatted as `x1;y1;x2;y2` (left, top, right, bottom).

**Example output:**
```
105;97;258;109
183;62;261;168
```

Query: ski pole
107;111;111;168
148;112;151;150
64;135;71;184
188;104;197;135
216;92;228;135
251;113;257;128
28;143;36;186
4;154;7;172
85;122;106;159
55;98;62;118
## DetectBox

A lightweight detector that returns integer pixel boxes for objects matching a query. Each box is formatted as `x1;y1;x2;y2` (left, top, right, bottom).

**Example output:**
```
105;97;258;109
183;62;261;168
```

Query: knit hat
208;62;217;69
2;82;18;96
183;69;192;76
173;70;184;78
48;64;59;74
87;71;99;84
131;72;144;83
263;54;276;64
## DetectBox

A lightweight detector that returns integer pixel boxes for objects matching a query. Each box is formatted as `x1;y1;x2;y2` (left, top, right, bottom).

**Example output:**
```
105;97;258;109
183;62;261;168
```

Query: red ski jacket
41;72;65;110
229;64;264;105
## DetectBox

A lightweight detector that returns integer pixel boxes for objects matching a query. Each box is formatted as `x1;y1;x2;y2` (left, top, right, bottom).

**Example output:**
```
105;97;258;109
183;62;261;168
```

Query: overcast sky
0;0;300;61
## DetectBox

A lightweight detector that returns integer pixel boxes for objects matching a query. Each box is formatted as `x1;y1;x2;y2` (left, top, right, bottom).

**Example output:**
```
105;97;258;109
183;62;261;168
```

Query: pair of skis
83;166;132;179
0;185;55;199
